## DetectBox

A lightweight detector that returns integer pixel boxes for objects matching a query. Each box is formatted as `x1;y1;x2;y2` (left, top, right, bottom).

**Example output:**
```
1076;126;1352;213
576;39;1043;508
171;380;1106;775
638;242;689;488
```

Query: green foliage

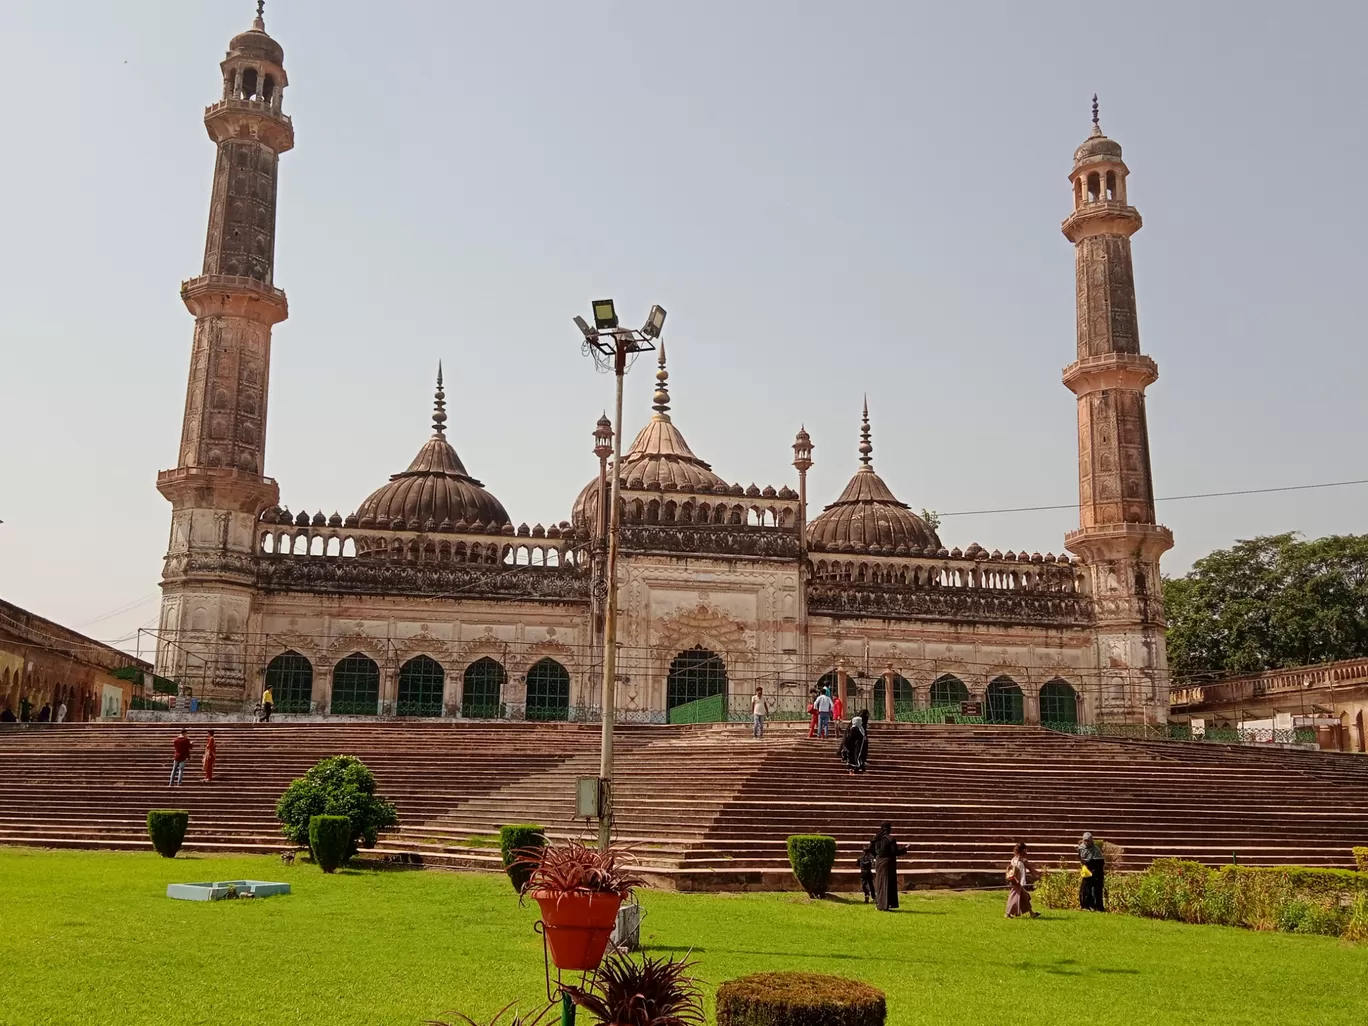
1353;847;1368;873
498;825;545;893
275;755;398;858
146;810;189;859
716;972;886;1026
308;815;351;873
1163;532;1368;678
568;954;703;1026
919;509;942;533
785;835;837;898
1037;859;1368;940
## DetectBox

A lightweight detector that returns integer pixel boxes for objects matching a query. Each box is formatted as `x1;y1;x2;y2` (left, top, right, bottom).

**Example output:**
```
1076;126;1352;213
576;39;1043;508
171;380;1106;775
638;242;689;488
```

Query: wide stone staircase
1;721;1365;890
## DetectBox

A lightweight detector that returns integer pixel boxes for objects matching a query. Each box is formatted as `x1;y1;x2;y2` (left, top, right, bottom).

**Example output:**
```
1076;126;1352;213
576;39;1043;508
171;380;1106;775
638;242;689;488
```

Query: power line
937;477;1368;519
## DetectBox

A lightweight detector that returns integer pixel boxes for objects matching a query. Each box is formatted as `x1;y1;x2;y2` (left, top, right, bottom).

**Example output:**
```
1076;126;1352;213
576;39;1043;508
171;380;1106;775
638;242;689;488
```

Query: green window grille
265;651;313;713
986;676;1024;724
930;674;969;709
462;657;505;719
1039;679;1079;726
397;655;444;717
331;653;380;715
872;674;914;721
525;658;570;721
667;647;728;710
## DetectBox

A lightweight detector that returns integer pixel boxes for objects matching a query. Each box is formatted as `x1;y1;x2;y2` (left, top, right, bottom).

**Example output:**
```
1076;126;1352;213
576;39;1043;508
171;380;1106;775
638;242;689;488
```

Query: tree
275;755;398;861
1163;533;1368;680
920;509;942;533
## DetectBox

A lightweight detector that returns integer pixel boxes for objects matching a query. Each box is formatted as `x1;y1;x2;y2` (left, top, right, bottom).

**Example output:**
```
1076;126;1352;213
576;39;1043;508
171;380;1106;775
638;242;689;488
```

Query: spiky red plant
567;954;703;1026
514;839;645;899
426;1000;557;1026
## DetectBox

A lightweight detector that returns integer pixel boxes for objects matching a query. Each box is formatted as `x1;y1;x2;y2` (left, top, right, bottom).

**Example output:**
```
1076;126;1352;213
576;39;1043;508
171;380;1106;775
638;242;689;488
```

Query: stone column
883;670;896;722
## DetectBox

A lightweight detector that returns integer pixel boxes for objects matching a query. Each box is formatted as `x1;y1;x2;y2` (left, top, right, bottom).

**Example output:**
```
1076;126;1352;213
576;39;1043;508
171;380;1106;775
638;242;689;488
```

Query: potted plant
567;953;702;1026
514;839;644;972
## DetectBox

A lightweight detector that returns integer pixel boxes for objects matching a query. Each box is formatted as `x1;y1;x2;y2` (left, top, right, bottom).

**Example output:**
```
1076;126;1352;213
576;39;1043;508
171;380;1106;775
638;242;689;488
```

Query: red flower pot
532;890;623;971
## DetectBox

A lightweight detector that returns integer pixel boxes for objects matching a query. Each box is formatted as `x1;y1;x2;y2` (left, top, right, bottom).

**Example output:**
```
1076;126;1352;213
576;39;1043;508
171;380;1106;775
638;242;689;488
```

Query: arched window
462;657;505;719
1040;679;1079;727
331;653;380;715
1087;171;1101;202
871;673;913;721
525;658;571;721
397;655;444;717
667;647;728;710
930;674;969;709
1105;170;1117;200
986;676;1024;724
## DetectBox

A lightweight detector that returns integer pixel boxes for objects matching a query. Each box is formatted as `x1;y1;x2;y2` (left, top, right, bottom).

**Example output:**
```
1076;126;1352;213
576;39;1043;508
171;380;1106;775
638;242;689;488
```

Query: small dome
356;368;511;533
229;9;284;65
1073;130;1122;165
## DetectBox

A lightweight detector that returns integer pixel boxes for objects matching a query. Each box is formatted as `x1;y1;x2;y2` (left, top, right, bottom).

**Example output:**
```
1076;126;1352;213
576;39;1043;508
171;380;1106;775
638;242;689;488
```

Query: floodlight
641;304;667;339
592;299;619;331
573;314;595;339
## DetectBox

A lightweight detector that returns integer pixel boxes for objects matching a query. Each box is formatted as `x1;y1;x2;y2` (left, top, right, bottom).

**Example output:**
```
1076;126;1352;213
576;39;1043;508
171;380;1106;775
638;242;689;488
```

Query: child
858;843;876;903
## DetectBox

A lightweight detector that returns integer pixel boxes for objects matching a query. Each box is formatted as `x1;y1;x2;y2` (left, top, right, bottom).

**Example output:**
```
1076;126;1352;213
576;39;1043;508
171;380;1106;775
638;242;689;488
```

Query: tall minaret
1061;97;1174;726
154;4;293;699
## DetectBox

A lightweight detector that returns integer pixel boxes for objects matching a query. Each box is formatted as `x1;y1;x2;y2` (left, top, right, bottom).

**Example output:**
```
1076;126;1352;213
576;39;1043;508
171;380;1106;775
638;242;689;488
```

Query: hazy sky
2;0;1364;655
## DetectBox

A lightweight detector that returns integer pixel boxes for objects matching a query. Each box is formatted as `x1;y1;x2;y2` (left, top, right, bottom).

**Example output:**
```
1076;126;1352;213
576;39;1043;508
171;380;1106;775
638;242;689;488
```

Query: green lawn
3;848;1363;1026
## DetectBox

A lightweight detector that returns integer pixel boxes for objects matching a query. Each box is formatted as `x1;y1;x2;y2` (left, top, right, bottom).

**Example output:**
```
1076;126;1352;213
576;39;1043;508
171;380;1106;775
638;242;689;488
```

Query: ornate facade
155;19;1173;727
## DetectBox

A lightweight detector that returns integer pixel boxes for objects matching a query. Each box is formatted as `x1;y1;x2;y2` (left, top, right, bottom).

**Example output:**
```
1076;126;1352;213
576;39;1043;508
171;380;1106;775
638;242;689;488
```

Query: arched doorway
667;647;728;710
1039;679;1079;727
331;653;380;715
397;655;444;717
986;676;1024;724
816;669;840;697
872;674;913;721
462;657;506;718
930;674;969;710
265;651;313;714
525;658;571;721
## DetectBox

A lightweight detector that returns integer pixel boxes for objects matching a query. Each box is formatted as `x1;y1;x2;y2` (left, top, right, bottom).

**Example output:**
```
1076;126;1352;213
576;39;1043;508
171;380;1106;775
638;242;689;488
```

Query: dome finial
858;395;873;468
432;363;448;436
254;0;266;30
652;341;671;416
1090;93;1103;136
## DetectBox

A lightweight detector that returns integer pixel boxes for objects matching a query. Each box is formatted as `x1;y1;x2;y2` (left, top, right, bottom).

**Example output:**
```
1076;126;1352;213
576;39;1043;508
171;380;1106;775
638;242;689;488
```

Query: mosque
154;9;1173;727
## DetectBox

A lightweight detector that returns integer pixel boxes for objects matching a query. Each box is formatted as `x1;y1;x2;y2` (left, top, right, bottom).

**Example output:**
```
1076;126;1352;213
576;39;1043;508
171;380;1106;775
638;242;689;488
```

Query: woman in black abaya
872;821;905;911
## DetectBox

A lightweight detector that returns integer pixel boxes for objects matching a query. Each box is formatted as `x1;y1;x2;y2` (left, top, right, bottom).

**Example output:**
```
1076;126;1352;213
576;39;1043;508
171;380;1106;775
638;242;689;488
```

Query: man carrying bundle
1078;832;1106;911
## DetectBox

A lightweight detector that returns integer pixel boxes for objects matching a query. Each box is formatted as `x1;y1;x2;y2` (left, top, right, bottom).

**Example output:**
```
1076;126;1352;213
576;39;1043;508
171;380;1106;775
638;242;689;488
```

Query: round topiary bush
276;755;398;859
499;824;546;892
147;810;190;859
786;835;837;898
717;972;886;1026
309;814;352;873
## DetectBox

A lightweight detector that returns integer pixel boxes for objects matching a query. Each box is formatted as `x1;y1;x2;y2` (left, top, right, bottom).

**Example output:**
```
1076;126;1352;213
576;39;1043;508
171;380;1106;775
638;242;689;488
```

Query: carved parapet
1065;522;1173;563
616;523;802;560
181;274;288;324
807;581;1093;628
1062;352;1158;395
203;99;294;151
256;559;591;603
1062;200;1140;242
156;466;279;514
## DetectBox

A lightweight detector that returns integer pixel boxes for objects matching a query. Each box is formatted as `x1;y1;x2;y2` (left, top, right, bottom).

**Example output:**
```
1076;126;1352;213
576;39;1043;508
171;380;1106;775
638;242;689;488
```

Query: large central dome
355;369;511;531
808;402;940;554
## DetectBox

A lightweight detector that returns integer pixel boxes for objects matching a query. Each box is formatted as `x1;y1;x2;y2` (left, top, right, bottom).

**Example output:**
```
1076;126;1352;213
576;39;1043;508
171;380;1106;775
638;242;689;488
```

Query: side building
154;14;1174;728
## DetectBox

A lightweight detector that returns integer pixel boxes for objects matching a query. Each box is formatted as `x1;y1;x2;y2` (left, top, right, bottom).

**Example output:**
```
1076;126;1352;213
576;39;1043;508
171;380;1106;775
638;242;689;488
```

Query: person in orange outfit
202;729;217;783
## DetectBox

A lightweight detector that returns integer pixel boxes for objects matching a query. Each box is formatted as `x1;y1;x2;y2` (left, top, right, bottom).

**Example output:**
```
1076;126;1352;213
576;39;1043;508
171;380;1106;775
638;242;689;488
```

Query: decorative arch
331;653;380;715
667;647;728;710
397;655;444;717
1039;678;1079;726
816;669;840;696
930;674;970;709
986;676;1024;724
525;658;571;721
462;657;506;719
872;673;913;721
265;651;313;714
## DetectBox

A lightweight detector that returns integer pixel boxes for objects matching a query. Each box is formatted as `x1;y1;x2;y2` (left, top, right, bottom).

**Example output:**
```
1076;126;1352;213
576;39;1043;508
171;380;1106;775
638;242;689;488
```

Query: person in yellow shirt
261;686;274;723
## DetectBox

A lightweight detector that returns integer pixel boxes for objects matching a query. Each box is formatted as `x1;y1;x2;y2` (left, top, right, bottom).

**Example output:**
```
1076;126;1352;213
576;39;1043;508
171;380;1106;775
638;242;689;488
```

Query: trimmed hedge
147;810;189;859
276;756;398;859
309;814;351;873
717;972;885;1026
787;835;837;898
1354;847;1368;873
499;824;545;893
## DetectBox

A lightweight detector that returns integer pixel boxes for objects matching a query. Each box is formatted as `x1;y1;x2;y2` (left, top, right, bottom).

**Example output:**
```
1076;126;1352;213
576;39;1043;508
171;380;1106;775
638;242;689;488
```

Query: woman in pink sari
1004;841;1039;918
202;729;217;783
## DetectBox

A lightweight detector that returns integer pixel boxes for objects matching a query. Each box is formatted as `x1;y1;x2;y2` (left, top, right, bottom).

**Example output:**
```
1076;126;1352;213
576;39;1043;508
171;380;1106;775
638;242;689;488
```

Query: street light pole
576;300;665;851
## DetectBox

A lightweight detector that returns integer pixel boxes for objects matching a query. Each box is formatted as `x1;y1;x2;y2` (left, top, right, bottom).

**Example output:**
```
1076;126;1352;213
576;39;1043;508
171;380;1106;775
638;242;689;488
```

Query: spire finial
432;363;447;436
1092;93;1099;126
858;396;873;468
253;1;266;29
652;341;671;416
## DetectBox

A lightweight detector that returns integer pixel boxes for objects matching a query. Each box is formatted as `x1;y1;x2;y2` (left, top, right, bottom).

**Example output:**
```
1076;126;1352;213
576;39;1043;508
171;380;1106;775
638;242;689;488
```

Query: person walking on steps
1005;841;1039;918
814;687;834;739
260;686;274;722
806;690;819;739
202;729;217;783
169;728;192;787
1078;831;1106;911
55;700;67;723
751;686;771;739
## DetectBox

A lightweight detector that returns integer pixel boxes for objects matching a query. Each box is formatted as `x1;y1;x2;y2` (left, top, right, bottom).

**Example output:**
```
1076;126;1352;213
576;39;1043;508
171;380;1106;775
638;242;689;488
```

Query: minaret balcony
1062;352;1157;395
203;99;294;152
1062;201;1141;242
181;274;289;324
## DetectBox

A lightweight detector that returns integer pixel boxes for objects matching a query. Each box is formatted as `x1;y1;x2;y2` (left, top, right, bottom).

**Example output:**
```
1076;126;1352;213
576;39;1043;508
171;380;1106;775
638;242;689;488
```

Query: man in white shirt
814;687;835;738
55;701;67;723
751;686;771;738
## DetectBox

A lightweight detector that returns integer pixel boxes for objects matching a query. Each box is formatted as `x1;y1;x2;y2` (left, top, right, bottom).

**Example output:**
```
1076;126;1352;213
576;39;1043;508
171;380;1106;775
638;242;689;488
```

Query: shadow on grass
1009;957;1142;977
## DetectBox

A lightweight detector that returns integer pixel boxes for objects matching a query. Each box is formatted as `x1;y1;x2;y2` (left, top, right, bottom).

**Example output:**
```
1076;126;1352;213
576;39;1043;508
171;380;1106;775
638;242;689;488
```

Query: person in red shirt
169;728;192;787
